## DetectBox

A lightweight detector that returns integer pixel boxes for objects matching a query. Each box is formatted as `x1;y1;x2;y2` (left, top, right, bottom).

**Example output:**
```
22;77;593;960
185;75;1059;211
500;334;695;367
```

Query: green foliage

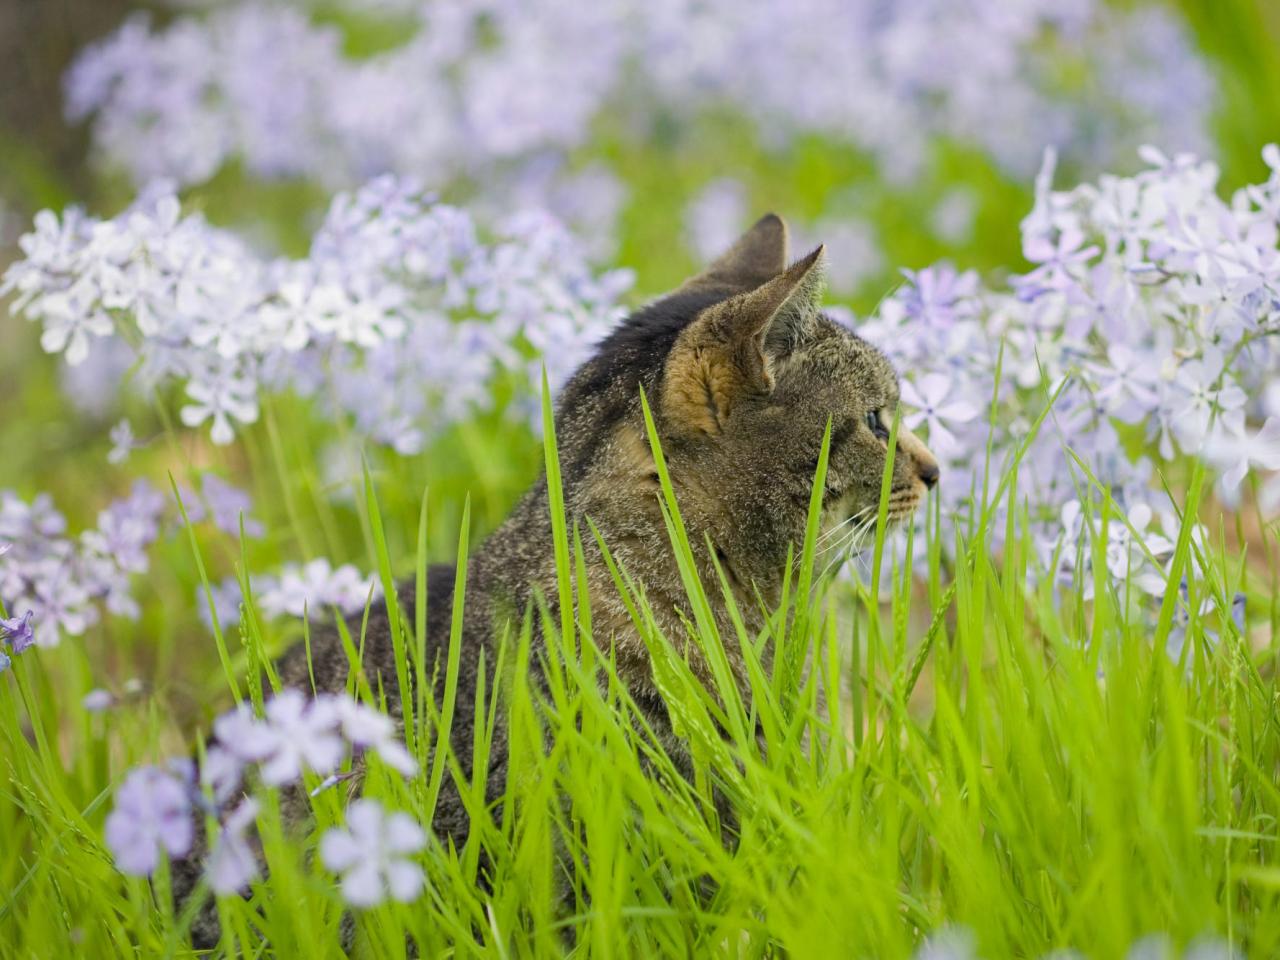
2;3;1279;955
2;369;1279;957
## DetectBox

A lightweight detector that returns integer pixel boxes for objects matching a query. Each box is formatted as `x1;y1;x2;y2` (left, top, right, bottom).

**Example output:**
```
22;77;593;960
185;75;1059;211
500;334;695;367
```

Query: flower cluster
0;475;263;648
0;483;165;647
3;179;631;451
201;558;381;630
105;689;421;902
862;145;1280;597
67;1;1211;213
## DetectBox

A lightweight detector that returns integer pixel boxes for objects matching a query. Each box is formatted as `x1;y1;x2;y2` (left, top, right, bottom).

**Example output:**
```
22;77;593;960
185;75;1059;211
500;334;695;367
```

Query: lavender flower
83;688;115;712
257;559;378;620
899;373;980;461
104;763;196;876
64;0;1213;197
215;690;345;786
205;691;417;790
334;697;418;776
107;419;136;465
320;799;426;908
0;610;35;655
4;180;630;450
200;474;263;538
207;798;261;895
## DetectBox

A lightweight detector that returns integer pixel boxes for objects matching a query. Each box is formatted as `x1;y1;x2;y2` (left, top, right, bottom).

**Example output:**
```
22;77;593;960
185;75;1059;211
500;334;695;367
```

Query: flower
913;925;978;960
200;474;263;538
207;798;261;895
334;697;418;777
5;178;630;452
320;799;426;908
215;690;345;786
899;264;979;330
1204;417;1280;494
899;372;981;460
0;610;35;655
180;371;260;446
258;559;378;620
64;1;1212;197
83;688;115;712
107;419;136;464
104;763;196;876
201;744;245;805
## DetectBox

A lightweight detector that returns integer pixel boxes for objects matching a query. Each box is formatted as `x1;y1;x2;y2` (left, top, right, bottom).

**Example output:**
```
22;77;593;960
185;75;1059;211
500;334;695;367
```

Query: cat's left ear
679;213;790;295
662;245;827;435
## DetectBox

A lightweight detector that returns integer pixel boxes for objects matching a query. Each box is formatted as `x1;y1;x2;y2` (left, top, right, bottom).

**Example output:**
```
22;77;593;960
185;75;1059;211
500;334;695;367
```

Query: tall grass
2;375;1277;959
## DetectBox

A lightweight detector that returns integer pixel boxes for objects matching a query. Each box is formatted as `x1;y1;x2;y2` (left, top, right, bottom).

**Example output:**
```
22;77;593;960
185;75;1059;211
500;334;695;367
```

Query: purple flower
334;697;418;777
320;799;426;908
201;744;245;805
258;559;377;620
104;763;195;876
216;690;345;786
1089;343;1160;423
899;264;979;330
83;688;115;712
899;372;981;460
201;474;263;538
1204;417;1280;494
207;797;261;895
0;610;35;655
1018;224;1100;297
107;419;136;465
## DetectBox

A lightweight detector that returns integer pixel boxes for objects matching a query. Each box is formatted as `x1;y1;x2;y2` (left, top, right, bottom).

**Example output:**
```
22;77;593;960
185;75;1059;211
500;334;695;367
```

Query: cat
178;213;939;947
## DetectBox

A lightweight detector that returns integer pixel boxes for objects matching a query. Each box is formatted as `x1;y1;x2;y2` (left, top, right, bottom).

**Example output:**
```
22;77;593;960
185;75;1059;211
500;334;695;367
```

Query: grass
2;5;1280;954
2;371;1278;959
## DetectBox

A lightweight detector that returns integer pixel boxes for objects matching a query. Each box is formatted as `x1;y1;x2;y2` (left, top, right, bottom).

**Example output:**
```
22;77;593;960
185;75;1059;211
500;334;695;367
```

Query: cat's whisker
817;511;862;546
815;514;877;583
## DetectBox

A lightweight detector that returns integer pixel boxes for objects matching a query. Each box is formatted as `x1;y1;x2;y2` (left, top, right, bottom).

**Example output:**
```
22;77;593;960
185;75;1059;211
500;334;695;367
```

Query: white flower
320;799;426;908
258;559;377;619
1204;417;1280;494
37;284;113;366
180;372;259;445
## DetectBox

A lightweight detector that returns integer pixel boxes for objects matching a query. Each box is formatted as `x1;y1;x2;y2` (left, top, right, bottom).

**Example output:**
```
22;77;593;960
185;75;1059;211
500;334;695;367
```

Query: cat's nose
897;425;939;490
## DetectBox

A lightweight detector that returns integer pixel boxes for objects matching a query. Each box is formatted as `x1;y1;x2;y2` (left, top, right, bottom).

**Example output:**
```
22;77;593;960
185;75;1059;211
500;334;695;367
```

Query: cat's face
557;214;938;580
655;216;938;560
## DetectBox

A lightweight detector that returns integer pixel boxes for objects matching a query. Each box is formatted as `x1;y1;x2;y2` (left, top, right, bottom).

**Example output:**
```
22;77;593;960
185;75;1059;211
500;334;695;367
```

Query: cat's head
556;214;938;580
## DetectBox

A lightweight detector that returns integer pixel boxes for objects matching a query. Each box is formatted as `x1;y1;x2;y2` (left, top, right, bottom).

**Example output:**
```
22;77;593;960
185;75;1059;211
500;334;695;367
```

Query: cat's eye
866;409;889;442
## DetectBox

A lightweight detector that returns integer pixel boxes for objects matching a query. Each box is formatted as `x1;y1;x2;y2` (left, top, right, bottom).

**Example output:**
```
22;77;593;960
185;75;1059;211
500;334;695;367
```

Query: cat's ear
663;245;827;435
679;213;790;294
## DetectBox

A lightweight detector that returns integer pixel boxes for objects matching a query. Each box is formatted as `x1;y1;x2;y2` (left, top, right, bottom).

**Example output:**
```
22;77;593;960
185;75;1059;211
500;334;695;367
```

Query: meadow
1;1;1280;957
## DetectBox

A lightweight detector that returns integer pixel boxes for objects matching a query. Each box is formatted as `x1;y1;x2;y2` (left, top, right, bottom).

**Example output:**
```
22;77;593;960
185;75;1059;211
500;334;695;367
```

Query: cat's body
179;214;938;947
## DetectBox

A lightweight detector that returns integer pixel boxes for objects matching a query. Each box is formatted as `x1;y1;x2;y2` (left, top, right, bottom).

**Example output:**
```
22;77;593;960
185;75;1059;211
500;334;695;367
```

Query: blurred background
1;0;1278;717
4;0;1278;289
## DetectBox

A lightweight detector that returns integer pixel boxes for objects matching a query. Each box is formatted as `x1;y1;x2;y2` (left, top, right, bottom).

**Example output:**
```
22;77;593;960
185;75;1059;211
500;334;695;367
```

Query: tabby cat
181;213;938;946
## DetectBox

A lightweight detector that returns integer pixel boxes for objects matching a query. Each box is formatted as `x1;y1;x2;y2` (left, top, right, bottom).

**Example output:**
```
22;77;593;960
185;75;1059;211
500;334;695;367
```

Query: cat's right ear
679;213;790;295
662;245;827;436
